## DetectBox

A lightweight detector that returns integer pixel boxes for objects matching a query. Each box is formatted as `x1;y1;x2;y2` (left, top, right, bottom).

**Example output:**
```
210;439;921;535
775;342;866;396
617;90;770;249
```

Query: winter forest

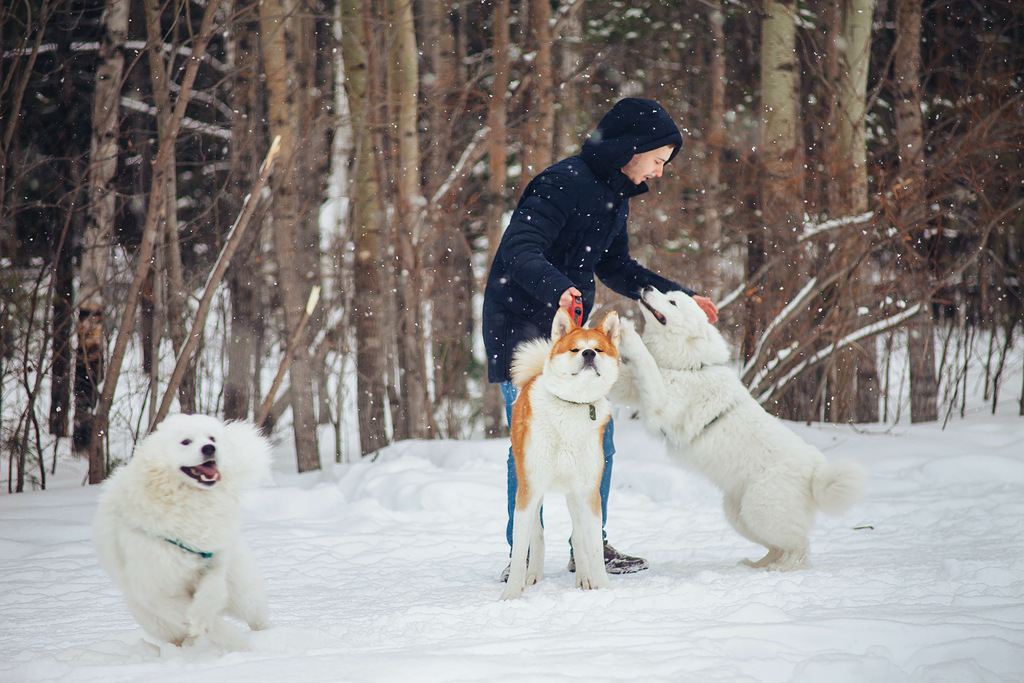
1;0;1022;489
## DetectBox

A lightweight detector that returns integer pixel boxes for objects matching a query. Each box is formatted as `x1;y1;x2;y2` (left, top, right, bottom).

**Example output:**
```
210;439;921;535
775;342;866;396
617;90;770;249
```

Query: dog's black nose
201;443;216;457
582;349;596;361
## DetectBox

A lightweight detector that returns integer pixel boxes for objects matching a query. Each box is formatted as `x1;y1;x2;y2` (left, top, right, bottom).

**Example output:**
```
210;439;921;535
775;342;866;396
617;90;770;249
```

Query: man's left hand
693;295;719;324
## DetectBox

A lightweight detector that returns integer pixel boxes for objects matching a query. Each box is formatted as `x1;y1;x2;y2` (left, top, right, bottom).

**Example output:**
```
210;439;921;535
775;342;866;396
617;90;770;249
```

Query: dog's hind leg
500;496;543;600
732;484;812;571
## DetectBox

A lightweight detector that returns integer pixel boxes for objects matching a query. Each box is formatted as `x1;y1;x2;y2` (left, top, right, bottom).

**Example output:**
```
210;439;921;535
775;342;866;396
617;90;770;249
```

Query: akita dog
616;287;865;571
499;307;621;600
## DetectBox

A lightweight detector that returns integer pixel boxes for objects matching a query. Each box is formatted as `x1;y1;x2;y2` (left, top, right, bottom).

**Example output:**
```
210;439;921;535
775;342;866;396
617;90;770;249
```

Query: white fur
500;309;620;600
616;288;865;571
93;414;272;649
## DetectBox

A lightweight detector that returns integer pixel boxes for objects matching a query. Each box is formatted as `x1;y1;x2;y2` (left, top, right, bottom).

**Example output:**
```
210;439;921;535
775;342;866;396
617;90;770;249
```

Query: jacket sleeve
499;174;578;306
594;224;695;299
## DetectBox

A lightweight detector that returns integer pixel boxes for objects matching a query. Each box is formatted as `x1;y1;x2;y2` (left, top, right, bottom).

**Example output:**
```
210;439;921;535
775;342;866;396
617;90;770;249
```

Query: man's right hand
559;287;582;311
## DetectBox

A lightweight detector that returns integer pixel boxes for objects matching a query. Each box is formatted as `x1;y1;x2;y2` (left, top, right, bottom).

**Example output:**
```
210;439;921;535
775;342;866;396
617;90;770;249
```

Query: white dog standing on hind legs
500;308;621;600
616;287;866;571
93;414;272;650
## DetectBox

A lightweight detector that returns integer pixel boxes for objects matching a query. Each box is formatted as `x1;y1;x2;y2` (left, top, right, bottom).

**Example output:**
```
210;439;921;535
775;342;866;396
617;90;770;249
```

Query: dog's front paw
207;619;251;651
499;584;524;601
185;614;212;640
575;571;612;591
618;320;642;352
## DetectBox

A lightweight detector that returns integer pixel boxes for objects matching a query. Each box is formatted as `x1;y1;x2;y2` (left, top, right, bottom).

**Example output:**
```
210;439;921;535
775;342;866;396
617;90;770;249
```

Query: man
482;97;718;579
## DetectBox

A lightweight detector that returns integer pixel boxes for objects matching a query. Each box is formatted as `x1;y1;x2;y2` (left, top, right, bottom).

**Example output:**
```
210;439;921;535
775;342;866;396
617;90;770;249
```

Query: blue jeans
501;381;614;548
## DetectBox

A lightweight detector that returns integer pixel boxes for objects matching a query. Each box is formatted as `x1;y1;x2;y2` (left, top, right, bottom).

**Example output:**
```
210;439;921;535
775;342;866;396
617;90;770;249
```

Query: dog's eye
181;439;191;446
670;301;678;306
209;436;216;442
571;348;580;353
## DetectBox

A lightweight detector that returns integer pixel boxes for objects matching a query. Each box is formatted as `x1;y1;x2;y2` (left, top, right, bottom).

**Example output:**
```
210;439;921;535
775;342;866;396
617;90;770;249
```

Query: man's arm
499;176;577;307
595;227;718;323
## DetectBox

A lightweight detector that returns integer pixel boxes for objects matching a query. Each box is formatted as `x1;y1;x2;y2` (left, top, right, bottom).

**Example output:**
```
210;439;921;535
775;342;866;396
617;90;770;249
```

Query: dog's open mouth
640;294;667;325
181;461;221;486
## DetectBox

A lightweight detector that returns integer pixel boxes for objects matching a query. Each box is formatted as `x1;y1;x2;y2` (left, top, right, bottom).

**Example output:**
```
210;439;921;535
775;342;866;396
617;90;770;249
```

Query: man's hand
693;295;719;324
559;287;582;311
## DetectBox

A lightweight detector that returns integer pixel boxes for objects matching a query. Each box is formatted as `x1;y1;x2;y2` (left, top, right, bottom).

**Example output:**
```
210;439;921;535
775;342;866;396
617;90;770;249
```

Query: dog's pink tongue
194;462;220;483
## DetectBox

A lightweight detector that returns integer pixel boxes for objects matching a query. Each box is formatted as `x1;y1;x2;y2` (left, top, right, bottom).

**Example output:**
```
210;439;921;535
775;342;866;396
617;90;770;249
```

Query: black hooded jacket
482;98;696;383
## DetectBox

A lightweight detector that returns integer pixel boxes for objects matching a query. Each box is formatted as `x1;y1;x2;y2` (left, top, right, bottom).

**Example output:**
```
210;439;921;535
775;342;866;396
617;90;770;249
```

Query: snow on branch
753;302;923;406
742;275;820;382
120;96;231;140
799;211;874;242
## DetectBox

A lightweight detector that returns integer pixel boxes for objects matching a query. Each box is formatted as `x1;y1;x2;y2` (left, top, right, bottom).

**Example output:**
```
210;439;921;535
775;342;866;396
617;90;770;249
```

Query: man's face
620;145;675;185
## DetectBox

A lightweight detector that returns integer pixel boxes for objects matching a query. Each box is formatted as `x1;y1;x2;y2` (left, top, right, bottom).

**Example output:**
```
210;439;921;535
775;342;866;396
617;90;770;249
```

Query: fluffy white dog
616;287;865;571
93;414;272;650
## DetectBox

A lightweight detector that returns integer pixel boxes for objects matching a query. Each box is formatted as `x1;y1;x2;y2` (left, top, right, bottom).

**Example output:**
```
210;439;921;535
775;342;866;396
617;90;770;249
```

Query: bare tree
387;0;431;440
258;0;323;472
481;0;512;438
142;0;197;416
893;0;938;422
342;0;389;456
747;0;802;416
86;0;222;483
224;0;268;422
523;0;554;180
76;0;127;463
829;0;879;423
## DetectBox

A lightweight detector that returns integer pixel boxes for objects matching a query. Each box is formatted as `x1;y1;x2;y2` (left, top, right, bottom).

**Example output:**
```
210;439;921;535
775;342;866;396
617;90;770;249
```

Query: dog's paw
185;616;212;640
618;320;643;352
575;572;611;591
499;584;524;601
207;619;251;651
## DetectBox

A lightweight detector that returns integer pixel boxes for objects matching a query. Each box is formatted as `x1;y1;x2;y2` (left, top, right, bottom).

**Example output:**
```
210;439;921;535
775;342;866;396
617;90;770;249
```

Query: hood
579;98;683;186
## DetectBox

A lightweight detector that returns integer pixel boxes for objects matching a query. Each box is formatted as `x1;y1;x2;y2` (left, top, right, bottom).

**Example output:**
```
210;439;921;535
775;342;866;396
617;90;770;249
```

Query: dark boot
567;541;648;574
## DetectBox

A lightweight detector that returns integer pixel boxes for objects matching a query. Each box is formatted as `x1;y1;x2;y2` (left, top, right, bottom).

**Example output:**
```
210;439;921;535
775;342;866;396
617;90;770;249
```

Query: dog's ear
598;310;620;347
551;307;574;341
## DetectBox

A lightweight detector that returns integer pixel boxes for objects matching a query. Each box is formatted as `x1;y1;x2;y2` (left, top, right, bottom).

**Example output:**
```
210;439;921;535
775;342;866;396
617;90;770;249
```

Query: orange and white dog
499;307;621;600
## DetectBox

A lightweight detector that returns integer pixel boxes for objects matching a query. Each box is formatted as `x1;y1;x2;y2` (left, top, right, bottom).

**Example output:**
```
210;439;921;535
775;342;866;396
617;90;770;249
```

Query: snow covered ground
2;387;1023;681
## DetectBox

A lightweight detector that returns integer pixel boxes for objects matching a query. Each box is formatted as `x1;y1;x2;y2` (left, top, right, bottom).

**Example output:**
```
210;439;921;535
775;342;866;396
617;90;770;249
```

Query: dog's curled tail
811;459;866;515
510;338;552;389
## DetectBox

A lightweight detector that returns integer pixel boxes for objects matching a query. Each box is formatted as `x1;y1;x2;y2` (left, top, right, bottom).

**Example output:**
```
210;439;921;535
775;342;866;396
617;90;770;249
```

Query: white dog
93;414;272;649
616;287;865;571
500;308;621;600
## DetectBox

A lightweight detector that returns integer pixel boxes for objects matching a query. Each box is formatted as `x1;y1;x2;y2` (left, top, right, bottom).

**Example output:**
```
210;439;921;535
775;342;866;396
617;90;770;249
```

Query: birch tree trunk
829;0;879;423
387;0;431;440
259;0;322;471
894;0;938;422
75;0;127;460
342;0;389;456
748;0;801;416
